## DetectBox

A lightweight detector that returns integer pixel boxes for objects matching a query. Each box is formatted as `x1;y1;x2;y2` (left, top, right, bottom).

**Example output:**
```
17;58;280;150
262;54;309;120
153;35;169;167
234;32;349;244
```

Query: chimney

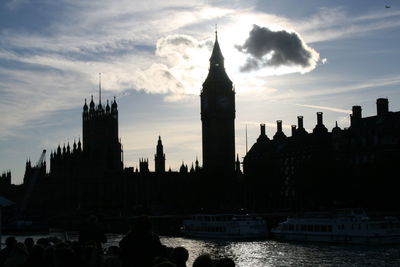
352;106;362;120
260;124;266;136
351;105;362;126
297;116;304;129
376;98;389;116
291;125;297;136
317;112;323;125
277;120;282;132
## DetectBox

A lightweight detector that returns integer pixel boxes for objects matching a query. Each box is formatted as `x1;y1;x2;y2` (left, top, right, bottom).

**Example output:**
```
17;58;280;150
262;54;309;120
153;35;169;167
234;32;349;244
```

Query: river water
4;233;400;266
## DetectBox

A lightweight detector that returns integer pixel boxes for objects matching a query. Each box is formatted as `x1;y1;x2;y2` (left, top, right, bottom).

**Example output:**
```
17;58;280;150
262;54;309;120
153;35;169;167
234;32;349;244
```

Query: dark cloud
236;25;319;72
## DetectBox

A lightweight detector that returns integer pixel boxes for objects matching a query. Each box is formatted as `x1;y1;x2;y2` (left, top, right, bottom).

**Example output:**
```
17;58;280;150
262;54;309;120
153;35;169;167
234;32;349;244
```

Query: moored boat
271;209;400;244
182;214;268;239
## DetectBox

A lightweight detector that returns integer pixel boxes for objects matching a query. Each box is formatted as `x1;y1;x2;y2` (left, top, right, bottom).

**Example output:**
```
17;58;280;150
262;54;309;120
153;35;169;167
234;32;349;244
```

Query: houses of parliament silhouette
1;32;400;219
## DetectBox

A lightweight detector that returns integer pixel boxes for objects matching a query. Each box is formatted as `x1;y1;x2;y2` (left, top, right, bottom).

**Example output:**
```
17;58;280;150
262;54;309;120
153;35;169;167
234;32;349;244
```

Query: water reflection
160;237;400;267
4;234;400;266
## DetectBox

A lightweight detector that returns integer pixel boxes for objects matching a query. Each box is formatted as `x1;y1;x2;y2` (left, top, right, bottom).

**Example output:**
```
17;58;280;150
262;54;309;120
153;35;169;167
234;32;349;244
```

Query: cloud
295;7;400;43
235;24;320;74
296;104;351;114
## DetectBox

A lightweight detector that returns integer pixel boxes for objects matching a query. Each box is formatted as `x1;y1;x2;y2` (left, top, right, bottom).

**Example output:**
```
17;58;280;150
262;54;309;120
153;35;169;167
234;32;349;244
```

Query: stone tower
82;76;122;171
155;136;165;173
200;31;235;175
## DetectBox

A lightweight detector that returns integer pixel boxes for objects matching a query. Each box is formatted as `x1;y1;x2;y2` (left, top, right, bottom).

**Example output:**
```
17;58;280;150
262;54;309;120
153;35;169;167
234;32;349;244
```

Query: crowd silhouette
0;215;235;267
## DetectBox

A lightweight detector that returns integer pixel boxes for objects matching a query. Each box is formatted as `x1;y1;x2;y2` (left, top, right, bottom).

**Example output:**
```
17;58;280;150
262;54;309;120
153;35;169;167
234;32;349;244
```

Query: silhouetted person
24;238;34;254
36;238;51;248
53;245;77;267
44;246;55;267
78;215;107;253
104;246;122;267
119;215;162;267
4;242;28;267
152;256;176;266
0;237;17;267
215;258;235;267
172;247;189;267
192;254;214;267
153;261;176;267
25;244;46;267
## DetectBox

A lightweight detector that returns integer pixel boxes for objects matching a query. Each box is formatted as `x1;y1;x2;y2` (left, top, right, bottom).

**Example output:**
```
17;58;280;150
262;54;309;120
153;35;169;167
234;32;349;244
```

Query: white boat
182;214;268;239
271;209;400;244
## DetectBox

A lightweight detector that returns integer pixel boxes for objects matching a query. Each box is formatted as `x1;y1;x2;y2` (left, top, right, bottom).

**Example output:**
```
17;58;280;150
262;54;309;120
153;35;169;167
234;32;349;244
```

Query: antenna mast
245;124;248;154
99;72;101;104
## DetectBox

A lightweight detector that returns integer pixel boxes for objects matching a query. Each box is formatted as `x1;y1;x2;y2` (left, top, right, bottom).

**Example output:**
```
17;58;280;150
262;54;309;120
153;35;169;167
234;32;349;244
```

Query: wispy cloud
1;1;399;140
296;104;351;114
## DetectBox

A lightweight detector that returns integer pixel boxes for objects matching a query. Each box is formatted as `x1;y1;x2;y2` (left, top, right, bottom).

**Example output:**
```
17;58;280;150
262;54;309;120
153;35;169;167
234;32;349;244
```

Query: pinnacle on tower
99;72;102;105
209;28;224;68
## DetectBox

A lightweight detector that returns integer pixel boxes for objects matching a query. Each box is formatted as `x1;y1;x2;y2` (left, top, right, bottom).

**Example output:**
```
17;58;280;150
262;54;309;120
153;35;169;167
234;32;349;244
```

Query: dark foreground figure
0;216;235;267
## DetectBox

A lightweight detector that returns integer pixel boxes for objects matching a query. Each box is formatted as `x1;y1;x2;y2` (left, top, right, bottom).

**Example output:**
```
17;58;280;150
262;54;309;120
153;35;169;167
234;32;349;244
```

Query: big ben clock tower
201;31;235;175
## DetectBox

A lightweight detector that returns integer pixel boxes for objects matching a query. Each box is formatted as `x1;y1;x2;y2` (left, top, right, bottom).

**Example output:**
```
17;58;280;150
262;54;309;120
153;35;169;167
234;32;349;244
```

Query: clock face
217;96;229;109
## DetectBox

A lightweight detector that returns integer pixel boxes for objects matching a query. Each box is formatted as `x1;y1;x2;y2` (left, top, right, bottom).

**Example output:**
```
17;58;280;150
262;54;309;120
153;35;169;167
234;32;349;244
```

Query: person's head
37;237;50;248
192;254;214;267
24;237;34;250
172;246;189;266
5;236;17;247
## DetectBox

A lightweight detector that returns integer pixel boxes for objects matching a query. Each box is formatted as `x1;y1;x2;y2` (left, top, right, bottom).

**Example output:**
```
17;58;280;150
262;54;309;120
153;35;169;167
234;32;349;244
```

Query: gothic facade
243;98;400;211
2;34;400;220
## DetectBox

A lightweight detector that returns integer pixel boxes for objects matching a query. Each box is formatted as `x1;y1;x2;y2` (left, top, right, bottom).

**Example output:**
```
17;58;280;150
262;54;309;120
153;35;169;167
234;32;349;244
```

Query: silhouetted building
154;136;165;173
201;31;235;175
83;94;122;171
0;171;11;186
243;98;400;211
4;31;400;219
140;158;149;173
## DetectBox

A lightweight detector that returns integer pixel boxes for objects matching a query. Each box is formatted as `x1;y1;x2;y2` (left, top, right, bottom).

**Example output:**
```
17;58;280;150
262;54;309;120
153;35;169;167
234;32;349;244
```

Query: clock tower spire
201;30;236;176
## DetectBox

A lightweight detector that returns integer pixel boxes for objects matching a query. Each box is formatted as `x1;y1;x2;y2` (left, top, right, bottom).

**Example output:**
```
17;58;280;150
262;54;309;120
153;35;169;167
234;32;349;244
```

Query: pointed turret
83;98;88;112
106;99;110;113
195;156;200;172
155;135;165;173
202;30;232;90
190;163;195;173
77;138;82;152
111;96;118;110
89;95;95;112
235;154;241;173
210;30;224;67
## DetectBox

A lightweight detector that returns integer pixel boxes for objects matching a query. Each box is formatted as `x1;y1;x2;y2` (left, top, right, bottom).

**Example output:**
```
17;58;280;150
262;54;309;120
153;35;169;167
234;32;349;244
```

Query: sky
1;0;400;184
